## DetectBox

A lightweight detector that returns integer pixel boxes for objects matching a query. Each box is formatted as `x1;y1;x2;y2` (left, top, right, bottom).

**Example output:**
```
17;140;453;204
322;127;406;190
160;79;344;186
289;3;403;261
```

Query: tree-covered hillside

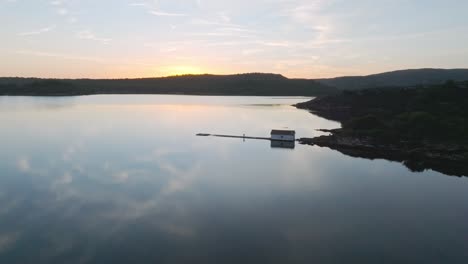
317;69;468;90
296;81;468;176
0;73;336;96
298;81;468;142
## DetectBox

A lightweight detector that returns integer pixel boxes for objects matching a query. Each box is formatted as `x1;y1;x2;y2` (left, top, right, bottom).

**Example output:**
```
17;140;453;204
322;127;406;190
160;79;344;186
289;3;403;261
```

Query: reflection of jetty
196;133;271;141
196;129;297;149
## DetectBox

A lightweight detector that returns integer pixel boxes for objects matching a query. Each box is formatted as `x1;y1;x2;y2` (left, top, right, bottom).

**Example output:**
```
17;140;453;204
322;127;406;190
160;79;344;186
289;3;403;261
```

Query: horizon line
1;67;468;81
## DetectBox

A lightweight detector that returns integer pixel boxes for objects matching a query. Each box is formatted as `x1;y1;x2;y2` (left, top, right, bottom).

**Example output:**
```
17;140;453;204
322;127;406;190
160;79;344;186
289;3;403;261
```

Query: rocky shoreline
298;131;468;177
295;95;468;177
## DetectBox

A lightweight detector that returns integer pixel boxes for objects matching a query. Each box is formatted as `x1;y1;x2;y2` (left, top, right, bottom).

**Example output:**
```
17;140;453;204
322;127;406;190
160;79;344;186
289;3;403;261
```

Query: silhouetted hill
3;69;468;96
0;73;335;96
317;68;468;90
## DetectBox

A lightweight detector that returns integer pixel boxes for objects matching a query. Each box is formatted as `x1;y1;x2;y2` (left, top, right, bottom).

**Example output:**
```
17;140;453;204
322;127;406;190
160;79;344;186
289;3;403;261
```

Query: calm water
0;95;467;264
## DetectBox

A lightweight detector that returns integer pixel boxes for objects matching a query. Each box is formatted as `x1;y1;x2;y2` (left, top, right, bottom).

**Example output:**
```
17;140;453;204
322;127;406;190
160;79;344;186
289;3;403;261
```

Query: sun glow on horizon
1;1;467;78
158;65;205;77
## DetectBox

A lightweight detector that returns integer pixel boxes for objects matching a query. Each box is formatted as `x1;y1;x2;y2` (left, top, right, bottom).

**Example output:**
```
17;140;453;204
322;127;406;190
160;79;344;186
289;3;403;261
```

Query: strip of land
0;74;334;96
3;69;468;97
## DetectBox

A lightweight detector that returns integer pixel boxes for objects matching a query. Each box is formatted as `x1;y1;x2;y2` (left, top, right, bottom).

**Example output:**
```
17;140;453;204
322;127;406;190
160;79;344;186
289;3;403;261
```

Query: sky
1;0;468;79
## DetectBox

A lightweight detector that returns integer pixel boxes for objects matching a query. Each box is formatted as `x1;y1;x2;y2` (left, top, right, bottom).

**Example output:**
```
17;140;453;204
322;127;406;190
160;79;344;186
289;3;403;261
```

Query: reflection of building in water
270;130;295;141
271;140;295;149
270;130;296;149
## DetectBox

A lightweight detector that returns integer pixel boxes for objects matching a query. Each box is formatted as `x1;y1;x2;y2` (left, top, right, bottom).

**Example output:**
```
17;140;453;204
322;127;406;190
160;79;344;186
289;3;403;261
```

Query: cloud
187;32;252;38
17;25;56;36
62;142;84;161
129;1;187;17
16;157;30;173
14;156;51;176
257;41;292;47
112;171;129;183
242;48;264;56
287;2;326;23
160;47;178;53
16;50;106;63
190;18;239;27
218;12;231;23
67;17;77;23
148;10;187;17
52;172;73;188
49;0;75;20
76;30;112;44
57;7;68;15
218;27;256;33
128;2;148;7
50;0;64;5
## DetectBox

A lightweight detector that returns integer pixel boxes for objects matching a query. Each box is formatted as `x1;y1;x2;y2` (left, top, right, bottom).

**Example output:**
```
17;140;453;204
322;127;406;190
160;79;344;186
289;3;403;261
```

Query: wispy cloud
15;50;158;69
242;48;264;56
17;25;56;36
16;157;30;173
76;30;112;44
190;18;239;28
148;10;186;17
218;12;231;23
49;0;73;19
4;0;468;78
277;0;339;47
57;7;68;15
256;40;291;47
287;1;327;23
51;172;73;188
187;32;253;38
129;1;187;17
49;0;64;5
15;50;106;63
128;2;148;7
187;24;256;39
160;47;178;53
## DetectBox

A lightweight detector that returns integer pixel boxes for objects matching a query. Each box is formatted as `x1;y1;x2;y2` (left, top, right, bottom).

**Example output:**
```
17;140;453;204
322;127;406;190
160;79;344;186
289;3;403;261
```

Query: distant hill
3;69;468;96
0;73;336;96
316;69;468;90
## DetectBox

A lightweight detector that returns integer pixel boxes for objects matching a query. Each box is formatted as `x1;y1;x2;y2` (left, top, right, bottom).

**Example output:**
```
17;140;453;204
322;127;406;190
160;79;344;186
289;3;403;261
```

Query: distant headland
1;68;468;96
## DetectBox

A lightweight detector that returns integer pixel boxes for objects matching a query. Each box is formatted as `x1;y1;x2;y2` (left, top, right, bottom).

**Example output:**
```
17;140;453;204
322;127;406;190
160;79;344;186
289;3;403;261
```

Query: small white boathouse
270;129;296;142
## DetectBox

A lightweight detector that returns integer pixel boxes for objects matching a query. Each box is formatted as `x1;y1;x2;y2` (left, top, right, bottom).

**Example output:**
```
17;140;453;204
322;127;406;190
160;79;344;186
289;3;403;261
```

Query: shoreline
295;88;468;177
298;131;468;177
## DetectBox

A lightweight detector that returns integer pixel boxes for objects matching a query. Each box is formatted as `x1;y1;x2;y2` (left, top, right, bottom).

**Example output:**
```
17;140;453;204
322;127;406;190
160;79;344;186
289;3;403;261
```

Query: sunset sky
1;0;467;78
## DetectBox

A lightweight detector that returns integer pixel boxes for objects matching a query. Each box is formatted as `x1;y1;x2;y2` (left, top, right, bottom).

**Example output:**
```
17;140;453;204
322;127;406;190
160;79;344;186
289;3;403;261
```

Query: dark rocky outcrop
298;132;468;177
296;82;468;177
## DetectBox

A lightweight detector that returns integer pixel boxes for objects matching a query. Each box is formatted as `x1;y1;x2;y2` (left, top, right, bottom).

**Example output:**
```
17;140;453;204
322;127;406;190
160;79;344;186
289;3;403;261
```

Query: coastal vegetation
296;81;468;176
317;68;468;90
0;73;334;96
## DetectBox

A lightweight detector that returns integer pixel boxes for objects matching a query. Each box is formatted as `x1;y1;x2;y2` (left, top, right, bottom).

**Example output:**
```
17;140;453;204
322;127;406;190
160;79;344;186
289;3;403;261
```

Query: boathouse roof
271;129;295;136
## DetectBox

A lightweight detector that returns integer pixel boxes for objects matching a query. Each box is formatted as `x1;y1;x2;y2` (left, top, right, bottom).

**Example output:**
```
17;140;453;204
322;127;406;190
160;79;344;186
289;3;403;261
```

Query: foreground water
0;95;467;264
